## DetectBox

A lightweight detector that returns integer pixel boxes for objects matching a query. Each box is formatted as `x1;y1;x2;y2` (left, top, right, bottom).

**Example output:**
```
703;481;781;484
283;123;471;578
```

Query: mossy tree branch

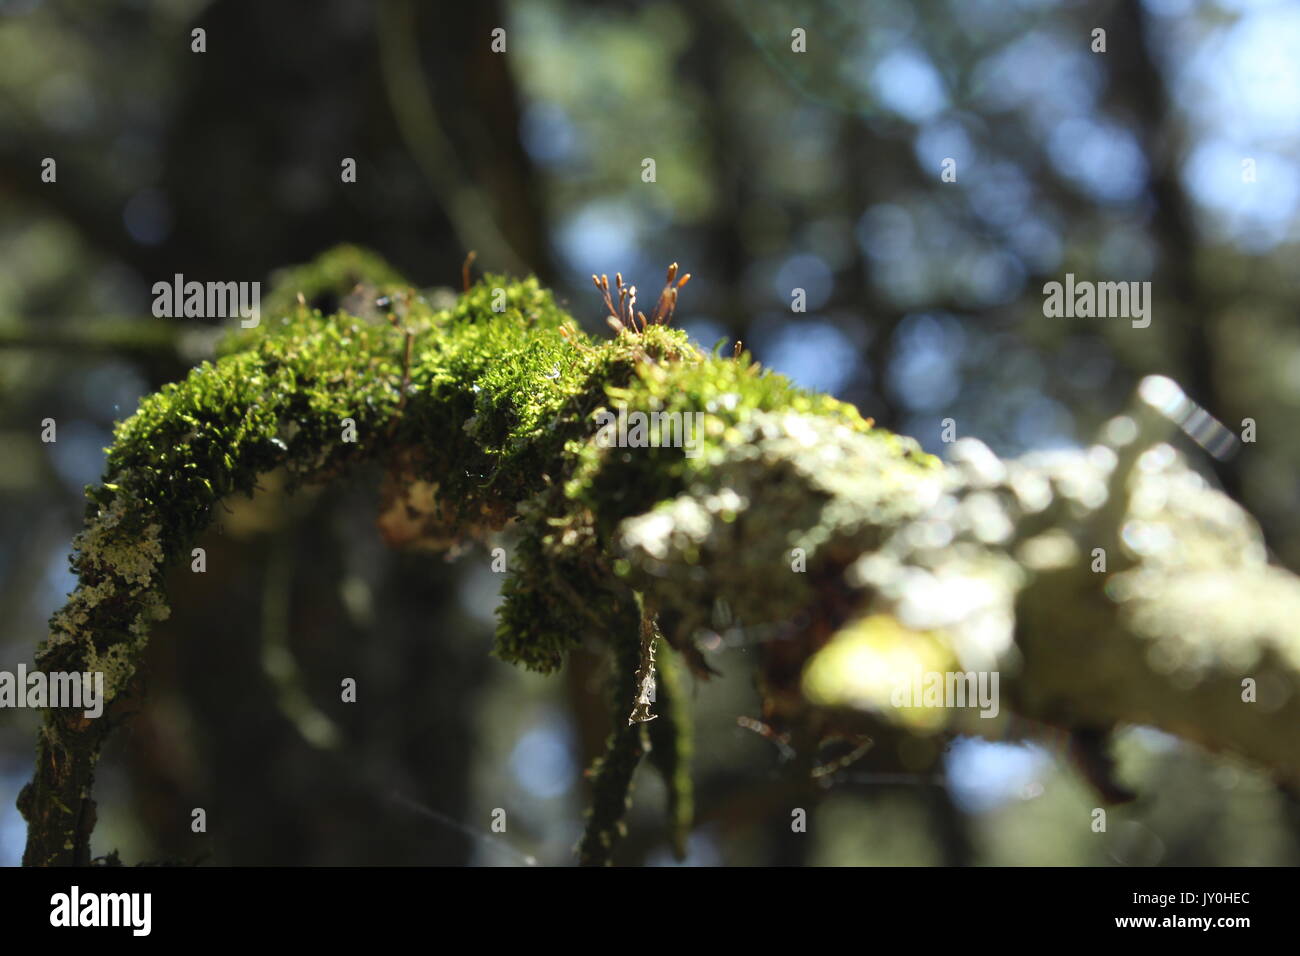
21;249;1300;866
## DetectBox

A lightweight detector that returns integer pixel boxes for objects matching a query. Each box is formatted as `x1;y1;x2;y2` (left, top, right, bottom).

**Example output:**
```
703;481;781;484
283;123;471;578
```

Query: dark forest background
1;0;1298;865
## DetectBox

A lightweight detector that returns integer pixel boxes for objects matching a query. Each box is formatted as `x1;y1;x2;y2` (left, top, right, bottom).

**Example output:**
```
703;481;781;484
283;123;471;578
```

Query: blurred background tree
1;0;1297;865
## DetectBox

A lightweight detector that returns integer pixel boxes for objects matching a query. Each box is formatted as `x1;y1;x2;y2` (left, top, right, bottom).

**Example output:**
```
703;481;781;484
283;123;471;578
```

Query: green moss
26;245;942;866
22;248;1300;866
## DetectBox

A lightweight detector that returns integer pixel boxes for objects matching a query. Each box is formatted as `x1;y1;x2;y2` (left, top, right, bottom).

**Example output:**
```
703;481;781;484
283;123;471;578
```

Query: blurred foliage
1;0;1298;865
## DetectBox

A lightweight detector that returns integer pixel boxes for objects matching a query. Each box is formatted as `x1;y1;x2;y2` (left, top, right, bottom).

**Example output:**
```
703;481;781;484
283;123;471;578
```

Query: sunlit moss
24;245;945;866
47;244;931;681
802;615;957;732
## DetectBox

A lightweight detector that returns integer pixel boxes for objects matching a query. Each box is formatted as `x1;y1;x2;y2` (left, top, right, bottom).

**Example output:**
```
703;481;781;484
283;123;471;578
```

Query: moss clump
24;246;936;867
34;248;1298;867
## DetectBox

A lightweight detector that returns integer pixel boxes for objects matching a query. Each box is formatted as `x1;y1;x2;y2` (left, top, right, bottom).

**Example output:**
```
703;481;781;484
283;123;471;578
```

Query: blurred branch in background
0;318;212;368
376;0;529;276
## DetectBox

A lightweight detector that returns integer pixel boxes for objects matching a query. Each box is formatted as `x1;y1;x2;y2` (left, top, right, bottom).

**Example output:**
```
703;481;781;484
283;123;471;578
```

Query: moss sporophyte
21;247;1300;867
21;250;828;865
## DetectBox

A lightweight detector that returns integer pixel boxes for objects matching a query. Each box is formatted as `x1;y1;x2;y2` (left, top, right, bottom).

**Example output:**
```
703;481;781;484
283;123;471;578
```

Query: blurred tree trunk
125;475;488;864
